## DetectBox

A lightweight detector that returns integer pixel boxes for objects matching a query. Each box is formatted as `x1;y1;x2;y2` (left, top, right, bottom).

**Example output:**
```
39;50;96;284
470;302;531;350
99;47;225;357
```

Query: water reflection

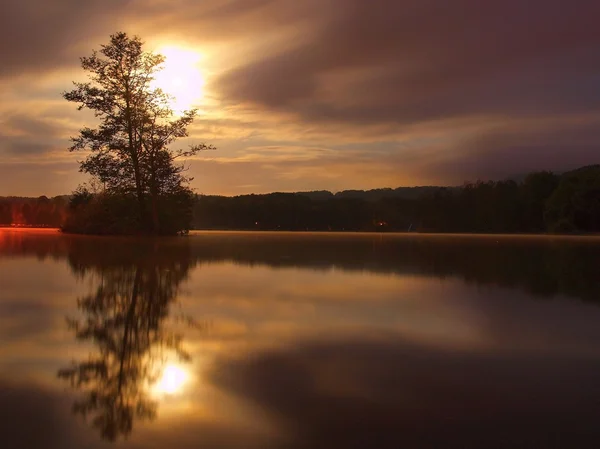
1;230;599;302
207;336;600;449
57;241;195;441
2;230;600;448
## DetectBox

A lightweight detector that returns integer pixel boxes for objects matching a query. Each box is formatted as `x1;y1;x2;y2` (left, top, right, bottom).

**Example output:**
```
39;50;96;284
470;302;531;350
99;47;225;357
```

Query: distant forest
2;164;599;233
0;195;67;228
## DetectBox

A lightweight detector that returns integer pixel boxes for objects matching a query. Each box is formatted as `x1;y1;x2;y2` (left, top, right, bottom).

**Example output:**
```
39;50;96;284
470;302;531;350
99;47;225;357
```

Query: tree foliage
545;165;600;232
63;32;214;235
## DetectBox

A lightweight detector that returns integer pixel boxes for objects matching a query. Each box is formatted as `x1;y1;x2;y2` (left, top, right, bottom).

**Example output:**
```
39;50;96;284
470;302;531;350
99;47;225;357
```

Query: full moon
152;363;189;395
152;46;205;114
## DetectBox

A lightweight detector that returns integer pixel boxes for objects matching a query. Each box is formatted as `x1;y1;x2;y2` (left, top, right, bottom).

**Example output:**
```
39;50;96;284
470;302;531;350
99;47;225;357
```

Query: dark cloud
0;0;129;78
0;137;56;157
216;0;600;124
2;0;600;193
1;141;54;156
2;114;63;138
419;117;600;182
0;114;68;157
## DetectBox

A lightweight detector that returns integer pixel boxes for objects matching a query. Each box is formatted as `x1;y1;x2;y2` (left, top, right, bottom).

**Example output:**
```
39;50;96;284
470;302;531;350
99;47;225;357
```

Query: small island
61;32;215;236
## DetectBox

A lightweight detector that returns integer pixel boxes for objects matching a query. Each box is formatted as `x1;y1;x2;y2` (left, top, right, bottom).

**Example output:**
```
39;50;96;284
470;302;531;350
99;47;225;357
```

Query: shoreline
2;226;600;239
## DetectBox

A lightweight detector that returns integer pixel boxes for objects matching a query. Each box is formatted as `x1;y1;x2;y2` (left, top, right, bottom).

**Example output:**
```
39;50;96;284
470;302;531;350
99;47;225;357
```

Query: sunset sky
1;0;599;197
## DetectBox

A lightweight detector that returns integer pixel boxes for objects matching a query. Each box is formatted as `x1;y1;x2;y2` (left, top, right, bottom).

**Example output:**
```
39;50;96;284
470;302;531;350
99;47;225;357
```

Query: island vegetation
60;32;214;235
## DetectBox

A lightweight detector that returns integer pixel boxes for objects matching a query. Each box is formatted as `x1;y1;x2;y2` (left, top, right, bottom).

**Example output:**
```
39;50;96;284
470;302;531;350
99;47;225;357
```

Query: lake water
1;229;600;448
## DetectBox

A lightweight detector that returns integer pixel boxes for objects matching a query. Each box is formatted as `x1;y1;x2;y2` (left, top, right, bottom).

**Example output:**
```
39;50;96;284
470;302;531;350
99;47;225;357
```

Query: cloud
0;160;83;196
189;156;409;195
211;145;338;163
0;119;59;158
129;0;318;42
1;0;600;195
215;0;600;124
1;114;64;138
0;0;132;79
417;115;600;182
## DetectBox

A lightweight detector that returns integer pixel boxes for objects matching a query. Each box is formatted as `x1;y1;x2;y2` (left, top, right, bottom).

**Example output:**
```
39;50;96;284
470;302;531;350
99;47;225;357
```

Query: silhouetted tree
0;202;12;224
64;32;214;235
521;171;560;231
545;165;600;232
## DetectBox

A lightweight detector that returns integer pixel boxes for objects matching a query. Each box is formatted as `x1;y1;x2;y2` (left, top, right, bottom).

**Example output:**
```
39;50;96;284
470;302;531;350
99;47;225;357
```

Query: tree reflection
58;239;195;441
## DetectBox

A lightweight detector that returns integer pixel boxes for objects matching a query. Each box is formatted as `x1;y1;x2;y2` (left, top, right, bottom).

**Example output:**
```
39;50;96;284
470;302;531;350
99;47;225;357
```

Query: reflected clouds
1;230;600;447
207;336;600;449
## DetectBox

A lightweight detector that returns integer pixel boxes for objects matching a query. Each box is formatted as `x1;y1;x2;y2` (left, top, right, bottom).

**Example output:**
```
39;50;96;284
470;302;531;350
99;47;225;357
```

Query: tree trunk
151;185;159;235
149;157;159;235
126;84;148;233
133;164;148;232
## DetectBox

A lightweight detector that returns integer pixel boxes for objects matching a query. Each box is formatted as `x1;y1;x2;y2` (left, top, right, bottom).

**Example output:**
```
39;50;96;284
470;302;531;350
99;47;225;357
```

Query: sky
1;0;599;197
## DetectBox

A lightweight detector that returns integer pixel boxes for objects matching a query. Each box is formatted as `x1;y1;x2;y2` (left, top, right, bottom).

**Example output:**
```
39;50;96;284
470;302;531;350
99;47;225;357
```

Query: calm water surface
1;229;600;448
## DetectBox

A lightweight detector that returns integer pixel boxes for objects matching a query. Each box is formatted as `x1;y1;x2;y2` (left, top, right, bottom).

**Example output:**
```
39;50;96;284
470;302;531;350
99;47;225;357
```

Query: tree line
2;164;599;233
0;196;67;227
192;165;600;233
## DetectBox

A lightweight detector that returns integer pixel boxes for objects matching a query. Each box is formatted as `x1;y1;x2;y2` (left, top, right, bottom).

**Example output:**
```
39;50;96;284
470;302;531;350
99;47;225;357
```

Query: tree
521;171;559;232
64;32;214;234
545;165;600;232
